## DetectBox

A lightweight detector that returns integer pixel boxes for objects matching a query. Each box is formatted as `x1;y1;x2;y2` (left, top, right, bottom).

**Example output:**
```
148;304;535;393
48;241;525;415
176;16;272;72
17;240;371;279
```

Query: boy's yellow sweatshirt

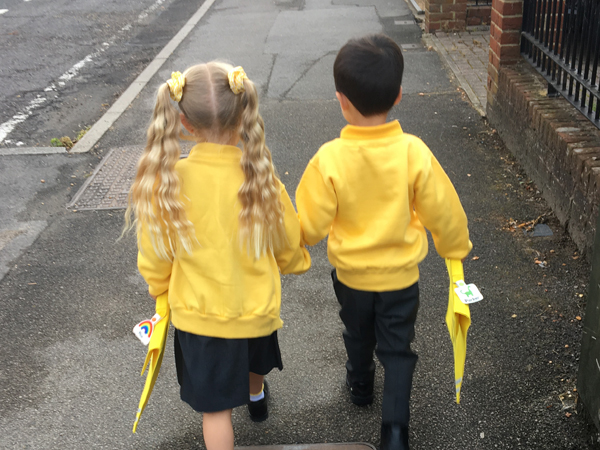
138;143;311;339
296;121;472;292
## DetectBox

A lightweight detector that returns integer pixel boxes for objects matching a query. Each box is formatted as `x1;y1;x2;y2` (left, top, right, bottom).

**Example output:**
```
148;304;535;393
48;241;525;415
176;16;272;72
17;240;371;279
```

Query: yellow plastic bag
133;292;170;433
445;259;471;404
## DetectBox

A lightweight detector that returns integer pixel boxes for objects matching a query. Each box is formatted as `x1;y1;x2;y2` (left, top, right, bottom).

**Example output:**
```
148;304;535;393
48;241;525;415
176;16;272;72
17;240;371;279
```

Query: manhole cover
68;146;142;210
68;145;193;210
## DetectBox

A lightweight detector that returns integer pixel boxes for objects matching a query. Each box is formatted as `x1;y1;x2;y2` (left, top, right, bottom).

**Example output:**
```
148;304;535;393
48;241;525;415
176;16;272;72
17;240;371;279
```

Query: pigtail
124;82;196;259
237;79;286;258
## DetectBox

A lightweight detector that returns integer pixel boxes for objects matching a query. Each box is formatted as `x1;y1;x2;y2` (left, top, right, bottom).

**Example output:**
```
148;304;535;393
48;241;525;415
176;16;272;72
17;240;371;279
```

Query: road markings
0;0;168;144
72;0;218;153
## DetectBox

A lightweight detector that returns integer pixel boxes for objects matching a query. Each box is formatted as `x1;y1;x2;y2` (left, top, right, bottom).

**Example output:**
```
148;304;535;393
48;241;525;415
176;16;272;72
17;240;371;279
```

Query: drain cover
68;146;142;210
68;145;193;210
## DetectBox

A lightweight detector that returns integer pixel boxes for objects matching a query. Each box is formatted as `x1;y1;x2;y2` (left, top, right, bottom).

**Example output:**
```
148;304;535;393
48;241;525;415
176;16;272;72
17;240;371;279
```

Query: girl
125;62;311;450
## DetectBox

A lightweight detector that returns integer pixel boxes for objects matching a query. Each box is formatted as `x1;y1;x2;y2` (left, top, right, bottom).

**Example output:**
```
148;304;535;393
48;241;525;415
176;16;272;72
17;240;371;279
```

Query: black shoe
346;373;374;406
380;423;409;450
248;381;269;422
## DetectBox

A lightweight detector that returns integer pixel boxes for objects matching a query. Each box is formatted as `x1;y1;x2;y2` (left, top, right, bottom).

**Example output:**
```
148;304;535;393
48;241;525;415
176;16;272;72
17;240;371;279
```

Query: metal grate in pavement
68;145;193;210
68;146;142;210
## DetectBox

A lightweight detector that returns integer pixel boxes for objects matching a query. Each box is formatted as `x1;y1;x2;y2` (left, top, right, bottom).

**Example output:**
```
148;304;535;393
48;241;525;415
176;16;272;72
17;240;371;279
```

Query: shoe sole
350;392;373;406
249;412;268;422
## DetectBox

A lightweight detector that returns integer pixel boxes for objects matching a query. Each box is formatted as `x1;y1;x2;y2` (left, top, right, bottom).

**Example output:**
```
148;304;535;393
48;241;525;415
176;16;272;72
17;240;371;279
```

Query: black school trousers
332;269;419;426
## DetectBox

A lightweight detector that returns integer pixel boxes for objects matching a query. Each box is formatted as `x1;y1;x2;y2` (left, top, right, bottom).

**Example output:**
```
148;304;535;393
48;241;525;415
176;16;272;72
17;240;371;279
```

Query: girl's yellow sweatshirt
138;143;311;339
296;121;472;292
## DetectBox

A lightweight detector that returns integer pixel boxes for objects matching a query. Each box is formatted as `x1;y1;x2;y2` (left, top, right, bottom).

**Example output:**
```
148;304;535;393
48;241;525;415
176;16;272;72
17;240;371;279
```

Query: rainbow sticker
133;313;162;345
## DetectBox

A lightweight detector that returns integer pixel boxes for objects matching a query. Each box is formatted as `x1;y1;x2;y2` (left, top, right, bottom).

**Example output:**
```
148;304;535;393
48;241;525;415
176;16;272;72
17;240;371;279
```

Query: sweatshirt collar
188;142;242;159
340;120;403;140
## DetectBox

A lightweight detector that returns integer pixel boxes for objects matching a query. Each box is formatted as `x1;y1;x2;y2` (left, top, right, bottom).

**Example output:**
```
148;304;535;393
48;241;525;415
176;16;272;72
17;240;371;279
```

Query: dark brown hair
333;34;404;117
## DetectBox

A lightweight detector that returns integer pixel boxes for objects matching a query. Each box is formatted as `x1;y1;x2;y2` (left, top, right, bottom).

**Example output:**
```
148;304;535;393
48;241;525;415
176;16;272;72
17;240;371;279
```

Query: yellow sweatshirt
138;142;311;339
296;121;472;292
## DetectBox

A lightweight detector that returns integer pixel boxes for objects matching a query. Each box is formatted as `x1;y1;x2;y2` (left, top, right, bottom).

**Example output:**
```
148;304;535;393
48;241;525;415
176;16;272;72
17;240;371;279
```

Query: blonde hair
124;62;286;259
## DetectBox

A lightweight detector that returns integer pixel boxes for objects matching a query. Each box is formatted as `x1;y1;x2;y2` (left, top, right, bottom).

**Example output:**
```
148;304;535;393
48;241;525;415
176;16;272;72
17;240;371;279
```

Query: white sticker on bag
133;313;162;345
454;280;483;304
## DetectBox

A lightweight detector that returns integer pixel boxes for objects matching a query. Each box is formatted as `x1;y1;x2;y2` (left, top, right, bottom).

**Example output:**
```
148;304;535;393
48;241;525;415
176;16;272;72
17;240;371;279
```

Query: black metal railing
468;0;492;6
521;0;600;128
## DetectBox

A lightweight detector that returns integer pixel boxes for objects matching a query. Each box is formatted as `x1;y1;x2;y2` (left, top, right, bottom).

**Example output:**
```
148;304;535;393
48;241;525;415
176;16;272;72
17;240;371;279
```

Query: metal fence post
578;211;600;437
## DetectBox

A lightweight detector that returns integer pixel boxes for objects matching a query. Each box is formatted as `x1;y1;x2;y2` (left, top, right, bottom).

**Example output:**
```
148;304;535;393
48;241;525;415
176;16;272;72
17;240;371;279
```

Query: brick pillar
487;0;523;107
425;0;467;32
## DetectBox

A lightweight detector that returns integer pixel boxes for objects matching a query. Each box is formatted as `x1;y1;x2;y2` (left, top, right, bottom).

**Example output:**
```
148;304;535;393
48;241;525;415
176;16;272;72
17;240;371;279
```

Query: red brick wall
466;5;491;26
425;0;467;31
487;0;523;105
487;64;600;257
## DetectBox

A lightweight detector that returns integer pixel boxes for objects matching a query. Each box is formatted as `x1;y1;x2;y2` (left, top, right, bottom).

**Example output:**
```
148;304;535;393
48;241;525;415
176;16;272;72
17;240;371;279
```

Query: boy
295;34;472;450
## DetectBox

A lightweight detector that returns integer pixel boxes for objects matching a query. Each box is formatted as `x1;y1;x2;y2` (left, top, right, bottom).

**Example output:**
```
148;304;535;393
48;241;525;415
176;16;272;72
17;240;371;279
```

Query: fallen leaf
565;412;572;418
565;345;569;348
41;179;45;183
576;316;582;321
28;282;37;285
472;256;479;260
572;256;579;260
418;92;425;96
511;314;517;318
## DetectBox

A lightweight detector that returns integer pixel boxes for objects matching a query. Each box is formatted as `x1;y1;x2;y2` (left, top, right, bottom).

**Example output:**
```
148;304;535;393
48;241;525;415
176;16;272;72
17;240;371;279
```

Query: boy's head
333;34;404;117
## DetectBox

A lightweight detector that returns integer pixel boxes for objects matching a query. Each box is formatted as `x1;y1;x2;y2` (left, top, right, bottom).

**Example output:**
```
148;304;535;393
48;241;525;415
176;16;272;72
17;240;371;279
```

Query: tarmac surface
0;0;598;449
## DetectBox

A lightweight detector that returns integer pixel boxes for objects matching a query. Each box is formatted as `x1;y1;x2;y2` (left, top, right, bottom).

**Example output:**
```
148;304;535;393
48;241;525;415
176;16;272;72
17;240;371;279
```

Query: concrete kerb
0;147;68;156
70;0;218;154
423;33;487;117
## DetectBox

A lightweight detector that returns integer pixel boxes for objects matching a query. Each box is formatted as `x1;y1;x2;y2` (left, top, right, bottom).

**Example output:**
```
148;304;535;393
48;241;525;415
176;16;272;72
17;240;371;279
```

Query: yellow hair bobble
167;71;185;102
228;66;248;95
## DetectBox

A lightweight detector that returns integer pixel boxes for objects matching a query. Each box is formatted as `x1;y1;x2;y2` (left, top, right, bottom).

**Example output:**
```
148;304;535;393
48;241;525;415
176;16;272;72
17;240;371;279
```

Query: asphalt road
0;0;598;449
0;0;203;148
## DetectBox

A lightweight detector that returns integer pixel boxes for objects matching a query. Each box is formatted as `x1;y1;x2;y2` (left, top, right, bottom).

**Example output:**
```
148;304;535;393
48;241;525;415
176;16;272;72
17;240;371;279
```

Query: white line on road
0;0;169;145
71;0;217;153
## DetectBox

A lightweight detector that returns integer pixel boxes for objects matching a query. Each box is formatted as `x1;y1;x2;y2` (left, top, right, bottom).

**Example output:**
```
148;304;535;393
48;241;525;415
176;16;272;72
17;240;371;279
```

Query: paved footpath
0;1;598;449
425;30;490;117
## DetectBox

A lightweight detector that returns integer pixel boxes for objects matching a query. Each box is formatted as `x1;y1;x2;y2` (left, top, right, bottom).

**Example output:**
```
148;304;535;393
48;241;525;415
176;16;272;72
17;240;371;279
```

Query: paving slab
425;29;490;116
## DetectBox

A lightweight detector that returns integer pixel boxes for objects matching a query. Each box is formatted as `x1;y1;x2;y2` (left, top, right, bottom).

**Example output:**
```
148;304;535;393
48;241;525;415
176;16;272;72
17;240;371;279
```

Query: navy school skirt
174;328;283;413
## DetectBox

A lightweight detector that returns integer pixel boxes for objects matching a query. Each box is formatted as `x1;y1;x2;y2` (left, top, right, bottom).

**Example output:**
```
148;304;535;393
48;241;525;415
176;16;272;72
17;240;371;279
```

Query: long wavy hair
124;62;286;260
